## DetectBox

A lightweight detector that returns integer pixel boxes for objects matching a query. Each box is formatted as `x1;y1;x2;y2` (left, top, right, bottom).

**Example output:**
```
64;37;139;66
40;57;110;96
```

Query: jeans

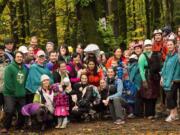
3;96;26;129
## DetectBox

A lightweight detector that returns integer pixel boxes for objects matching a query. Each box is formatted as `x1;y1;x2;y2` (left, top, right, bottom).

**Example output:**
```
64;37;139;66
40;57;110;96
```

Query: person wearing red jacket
86;59;102;87
152;29;168;61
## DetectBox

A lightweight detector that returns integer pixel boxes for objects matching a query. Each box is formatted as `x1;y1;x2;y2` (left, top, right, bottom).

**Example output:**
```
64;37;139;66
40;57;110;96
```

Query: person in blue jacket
161;39;180;122
26;50;53;104
102;68;126;125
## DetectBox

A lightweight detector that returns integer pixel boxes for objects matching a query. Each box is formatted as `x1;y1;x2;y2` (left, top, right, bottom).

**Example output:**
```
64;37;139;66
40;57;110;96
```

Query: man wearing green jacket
0;51;27;133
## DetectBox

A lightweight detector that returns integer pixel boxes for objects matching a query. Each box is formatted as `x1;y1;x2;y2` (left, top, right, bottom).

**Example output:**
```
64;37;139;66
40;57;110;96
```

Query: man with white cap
138;39;160;119
26;50;53;104
152;29;168;61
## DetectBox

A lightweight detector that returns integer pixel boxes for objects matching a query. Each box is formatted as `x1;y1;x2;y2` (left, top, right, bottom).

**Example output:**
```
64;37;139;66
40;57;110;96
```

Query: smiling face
81;74;88;85
144;45;152;52
114;48;122;59
59;62;67;73
15;52;24;64
49;52;57;63
99;79;106;90
134;46;142;56
167;40;175;52
37;55;46;65
60;46;67;56
30;37;38;49
42;79;50;89
107;68;115;78
154;33;162;42
46;43;54;53
73;54;80;65
76;44;83;54
88;61;95;71
5;43;14;51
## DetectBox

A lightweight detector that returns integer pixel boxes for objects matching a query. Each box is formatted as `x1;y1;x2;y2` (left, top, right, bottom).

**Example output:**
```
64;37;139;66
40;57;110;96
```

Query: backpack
143;52;162;75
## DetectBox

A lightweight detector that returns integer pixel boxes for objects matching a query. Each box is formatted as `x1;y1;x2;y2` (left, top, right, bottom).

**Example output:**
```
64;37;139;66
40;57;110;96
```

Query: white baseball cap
153;29;162;35
37;50;46;57
18;46;28;54
41;74;50;82
144;39;152;47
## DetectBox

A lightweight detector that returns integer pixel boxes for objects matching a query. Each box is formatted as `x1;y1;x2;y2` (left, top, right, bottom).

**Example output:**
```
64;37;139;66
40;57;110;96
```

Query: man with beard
0;51;27;133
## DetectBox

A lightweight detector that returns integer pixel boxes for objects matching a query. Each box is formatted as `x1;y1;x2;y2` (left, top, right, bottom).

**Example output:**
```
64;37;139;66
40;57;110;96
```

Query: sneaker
114;119;125;125
165;115;175;122
147;116;154;120
127;113;135;119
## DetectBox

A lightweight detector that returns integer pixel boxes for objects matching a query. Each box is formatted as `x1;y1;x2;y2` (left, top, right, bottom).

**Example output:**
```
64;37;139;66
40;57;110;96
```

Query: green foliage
97;16;123;50
76;0;95;7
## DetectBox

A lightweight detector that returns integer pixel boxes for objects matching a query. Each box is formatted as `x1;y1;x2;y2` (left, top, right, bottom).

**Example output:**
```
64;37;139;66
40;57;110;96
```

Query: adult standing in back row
0;51;27;133
138;39;160;119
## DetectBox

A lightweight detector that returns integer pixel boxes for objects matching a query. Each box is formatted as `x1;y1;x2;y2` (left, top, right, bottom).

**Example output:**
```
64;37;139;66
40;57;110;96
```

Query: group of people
0;25;179;133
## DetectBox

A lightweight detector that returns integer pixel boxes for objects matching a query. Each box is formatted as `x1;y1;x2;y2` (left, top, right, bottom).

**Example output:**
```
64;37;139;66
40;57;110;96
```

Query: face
76;45;83;54
28;47;34;56
88;61;95;70
30;37;38;48
5;43;14;51
60;47;66;56
167;41;175;52
101;54;107;64
37;55;46;64
124;50;130;59
46;44;54;53
15;53;24;64
107;68;115;78
49;52;57;63
144;45;152;52
59;63;67;73
154;33;162;42
0;49;4;57
134;47;142;55
81;75;88;85
100;79;106;89
178;27;180;36
42;79;50;88
114;48;122;59
73;55;80;65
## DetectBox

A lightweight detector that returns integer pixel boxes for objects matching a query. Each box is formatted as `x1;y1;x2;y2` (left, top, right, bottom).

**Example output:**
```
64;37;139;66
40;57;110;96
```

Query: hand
72;106;78;111
160;77;163;86
143;81;148;89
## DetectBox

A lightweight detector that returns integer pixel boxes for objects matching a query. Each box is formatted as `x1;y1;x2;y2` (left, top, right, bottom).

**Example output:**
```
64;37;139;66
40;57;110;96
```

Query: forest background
0;0;179;51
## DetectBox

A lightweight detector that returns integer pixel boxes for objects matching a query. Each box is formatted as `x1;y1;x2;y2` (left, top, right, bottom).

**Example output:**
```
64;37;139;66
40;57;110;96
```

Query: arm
108;79;123;100
138;54;146;81
3;66;14;94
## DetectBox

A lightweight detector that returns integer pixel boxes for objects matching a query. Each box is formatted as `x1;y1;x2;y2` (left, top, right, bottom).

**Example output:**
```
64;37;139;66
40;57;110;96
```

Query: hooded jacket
3;61;27;97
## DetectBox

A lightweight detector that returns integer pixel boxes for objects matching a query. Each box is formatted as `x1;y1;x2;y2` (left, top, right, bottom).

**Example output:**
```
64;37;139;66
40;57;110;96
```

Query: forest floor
5;117;180;135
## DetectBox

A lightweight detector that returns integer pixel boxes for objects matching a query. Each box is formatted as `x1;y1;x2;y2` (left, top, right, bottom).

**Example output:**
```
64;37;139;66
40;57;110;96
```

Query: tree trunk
46;0;58;45
17;0;26;44
119;0;127;40
145;0;151;38
24;0;30;36
8;1;18;46
76;2;103;46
